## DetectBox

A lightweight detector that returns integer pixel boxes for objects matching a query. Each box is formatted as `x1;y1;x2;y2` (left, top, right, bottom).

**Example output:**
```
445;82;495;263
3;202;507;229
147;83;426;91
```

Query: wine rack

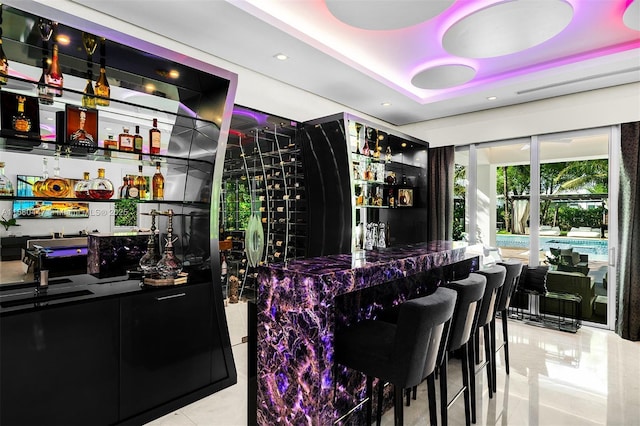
220;106;307;299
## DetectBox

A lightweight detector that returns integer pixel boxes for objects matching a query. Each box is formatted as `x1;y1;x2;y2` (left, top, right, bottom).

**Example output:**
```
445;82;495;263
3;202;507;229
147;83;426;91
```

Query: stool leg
440;353;449;426
474;331;480;365
490;318;497;393
376;380;383;426
483;324;493;399
405;388;411;407
502;312;510;375
461;342;471;426
427;373;437;426
366;376;373;426
394;384;404;426
469;337;477;424
412;385;417;401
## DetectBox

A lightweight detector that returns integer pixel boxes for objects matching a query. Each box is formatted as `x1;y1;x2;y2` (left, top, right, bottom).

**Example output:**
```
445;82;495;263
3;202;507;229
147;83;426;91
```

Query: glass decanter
88;168;114;199
32;158;49;197
73;171;91;199
43;155;70;197
0;162;14;197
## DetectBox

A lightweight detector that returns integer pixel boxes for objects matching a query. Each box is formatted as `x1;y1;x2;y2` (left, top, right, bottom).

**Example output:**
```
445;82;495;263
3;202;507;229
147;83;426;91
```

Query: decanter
88;168;114;199
73;171;91;199
43;155;70;198
0;162;14;197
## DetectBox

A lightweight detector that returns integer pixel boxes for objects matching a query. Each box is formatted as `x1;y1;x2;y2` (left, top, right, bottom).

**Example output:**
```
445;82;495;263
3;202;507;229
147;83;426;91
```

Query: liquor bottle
127;176;139;199
82;79;96;109
45;42;63;96
43;156;70;198
88;168;114;199
74;172;91;199
94;65;110;106
32;158;49;197
133;125;143;153
149;118;161;155
118;127;134;152
135;165;148;200
152;162;164;200
118;176;129;199
38;67;53;105
0;162;14;197
103;134;118;151
12;96;31;133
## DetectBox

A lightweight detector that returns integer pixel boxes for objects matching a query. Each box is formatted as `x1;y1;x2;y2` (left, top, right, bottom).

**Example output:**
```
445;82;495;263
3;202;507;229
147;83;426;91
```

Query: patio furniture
543;270;595;320
567;227;601;238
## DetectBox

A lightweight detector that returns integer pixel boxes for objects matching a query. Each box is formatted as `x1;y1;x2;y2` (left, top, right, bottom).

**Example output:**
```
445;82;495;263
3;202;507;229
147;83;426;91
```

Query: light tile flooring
148;302;640;426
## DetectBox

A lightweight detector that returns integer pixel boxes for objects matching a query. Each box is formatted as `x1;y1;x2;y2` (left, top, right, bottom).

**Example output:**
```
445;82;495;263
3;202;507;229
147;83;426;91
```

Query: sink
0;289;94;308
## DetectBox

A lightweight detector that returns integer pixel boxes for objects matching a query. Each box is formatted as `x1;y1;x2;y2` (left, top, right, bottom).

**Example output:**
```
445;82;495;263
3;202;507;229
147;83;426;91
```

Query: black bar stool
334;287;457;426
440;273;487;426
495;260;524;386
470;265;506;423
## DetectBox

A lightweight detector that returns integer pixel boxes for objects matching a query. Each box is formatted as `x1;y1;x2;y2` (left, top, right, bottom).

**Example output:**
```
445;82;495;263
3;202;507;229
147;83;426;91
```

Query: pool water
496;234;609;260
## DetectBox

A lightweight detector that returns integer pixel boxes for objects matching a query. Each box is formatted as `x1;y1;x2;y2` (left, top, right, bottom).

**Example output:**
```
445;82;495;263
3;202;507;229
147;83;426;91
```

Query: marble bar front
255;241;478;425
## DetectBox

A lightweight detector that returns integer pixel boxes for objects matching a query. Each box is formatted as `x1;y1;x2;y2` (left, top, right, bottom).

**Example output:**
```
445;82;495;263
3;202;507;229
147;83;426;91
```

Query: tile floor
147;302;640;426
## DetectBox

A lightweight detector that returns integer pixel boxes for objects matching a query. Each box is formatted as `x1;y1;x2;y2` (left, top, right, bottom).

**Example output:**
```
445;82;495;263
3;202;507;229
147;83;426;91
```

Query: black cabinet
0;236;29;261
120;282;213;419
0;298;120;426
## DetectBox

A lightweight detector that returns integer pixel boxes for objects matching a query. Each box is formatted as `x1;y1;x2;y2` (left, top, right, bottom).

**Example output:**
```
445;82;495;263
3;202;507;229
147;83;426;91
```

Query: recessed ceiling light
487;96;497;101
145;83;156;93
381;102;392;107
401;142;407;148
274;53;288;60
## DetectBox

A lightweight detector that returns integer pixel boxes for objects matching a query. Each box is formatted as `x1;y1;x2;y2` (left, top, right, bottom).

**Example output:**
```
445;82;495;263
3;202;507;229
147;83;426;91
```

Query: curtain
427;145;454;241
617;122;640;341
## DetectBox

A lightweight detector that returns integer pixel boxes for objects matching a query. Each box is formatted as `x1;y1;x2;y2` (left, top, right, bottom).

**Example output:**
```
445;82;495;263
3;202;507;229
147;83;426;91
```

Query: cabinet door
0;299;119;426
119;283;213;419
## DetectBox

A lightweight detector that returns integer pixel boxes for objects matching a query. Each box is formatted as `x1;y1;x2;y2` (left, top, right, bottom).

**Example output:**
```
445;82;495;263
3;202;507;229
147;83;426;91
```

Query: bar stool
439;273;487;426
470;264;506;423
334;287;457;426
495;260;524;385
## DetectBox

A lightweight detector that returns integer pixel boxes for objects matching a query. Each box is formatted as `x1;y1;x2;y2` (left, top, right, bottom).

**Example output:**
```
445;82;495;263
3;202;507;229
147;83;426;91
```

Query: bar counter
256;241;477;425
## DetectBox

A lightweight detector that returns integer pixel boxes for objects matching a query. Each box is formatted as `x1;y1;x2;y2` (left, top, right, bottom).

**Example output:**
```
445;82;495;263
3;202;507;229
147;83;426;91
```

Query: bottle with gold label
12;96;31;133
43;156;70;198
149;118;161;155
82;79;96;109
152;161;164;200
133;125;143;153
94;65;110;106
135;165;148;200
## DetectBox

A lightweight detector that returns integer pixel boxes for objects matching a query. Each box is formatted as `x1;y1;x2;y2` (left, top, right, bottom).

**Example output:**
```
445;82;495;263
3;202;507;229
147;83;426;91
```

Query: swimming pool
496;234;609;260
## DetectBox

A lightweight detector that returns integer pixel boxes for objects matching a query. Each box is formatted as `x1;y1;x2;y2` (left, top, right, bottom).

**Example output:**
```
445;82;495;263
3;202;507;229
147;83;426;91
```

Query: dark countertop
0;274;205;316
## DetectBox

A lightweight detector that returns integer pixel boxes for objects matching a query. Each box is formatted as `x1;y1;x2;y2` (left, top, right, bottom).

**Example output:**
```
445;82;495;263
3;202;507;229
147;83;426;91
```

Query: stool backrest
474;265;507;328
496;260;524;311
391;287;457;388
444;273;487;352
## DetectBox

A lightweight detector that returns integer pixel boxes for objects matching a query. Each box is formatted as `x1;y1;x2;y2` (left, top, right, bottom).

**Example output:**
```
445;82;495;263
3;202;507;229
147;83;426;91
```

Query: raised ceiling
54;0;640;125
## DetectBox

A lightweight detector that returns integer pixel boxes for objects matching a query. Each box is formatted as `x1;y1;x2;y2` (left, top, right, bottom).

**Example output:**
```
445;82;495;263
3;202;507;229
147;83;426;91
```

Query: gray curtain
617;122;640;341
427;145;454;241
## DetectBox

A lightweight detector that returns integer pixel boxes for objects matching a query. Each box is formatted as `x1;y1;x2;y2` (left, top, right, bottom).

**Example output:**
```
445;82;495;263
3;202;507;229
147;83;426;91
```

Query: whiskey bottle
118;127;134;152
74;172;91;199
0;162;14;197
88;168;114;199
135;165;148;200
103;134;118;152
127;176;139;199
45;42;63;96
133;125;143;153
152;161;164;200
149;118;161;155
12;96;31;133
118;176;130;199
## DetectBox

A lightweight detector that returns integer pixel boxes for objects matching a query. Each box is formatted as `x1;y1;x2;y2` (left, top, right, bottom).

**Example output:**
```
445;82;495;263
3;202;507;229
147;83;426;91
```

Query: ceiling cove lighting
442;0;574;58
326;0;455;30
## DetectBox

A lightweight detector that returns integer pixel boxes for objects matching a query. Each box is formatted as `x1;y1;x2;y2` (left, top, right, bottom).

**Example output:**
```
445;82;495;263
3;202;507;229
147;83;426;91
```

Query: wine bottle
82;79;96;109
118;127;134;152
133;125;143;153
152;161;164;200
45;42;63;96
12;96;31;133
0;38;8;85
149;118;161;155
